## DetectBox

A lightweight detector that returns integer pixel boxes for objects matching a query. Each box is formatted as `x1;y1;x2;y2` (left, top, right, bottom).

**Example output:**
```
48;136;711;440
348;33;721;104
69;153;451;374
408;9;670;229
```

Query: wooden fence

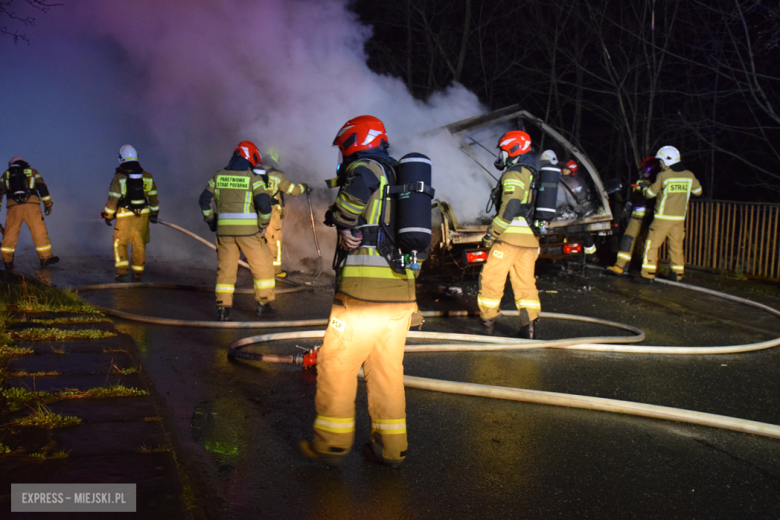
659;200;780;280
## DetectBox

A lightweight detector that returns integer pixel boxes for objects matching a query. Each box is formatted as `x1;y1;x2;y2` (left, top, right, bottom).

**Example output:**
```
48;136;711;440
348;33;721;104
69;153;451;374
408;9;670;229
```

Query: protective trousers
313;296;415;462
266;207;283;274
613;217;644;271
215;234;275;307
113;214;150;275
1;203;53;262
478;241;540;324
641;219;686;279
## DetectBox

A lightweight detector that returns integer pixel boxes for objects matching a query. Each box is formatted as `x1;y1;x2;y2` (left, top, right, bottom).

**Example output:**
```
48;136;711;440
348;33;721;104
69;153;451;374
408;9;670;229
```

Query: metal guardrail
659;200;780;280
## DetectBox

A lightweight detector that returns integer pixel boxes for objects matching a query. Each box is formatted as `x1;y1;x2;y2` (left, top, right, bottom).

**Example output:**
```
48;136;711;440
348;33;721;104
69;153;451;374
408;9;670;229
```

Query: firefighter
0;156;58;271
607;157;658;275
101;145;159;280
477;131;541;339
199;141;276;322
258;150;310;277
559;159;597;258
298;115;416;468
639;146;702;282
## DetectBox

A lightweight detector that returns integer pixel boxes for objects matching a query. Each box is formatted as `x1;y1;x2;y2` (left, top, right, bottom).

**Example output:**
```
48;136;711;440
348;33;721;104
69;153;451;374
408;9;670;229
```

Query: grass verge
0;277;100;314
3;384;149;411
13;328;116;341
13;406;81;429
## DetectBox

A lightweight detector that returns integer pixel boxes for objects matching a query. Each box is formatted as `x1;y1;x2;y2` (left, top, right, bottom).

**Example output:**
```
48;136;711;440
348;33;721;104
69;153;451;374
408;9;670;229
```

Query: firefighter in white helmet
639;146;702;282
0;156;58;271
258;149;310;277
478;131;541;339
298;115;416;468
101;145;159;280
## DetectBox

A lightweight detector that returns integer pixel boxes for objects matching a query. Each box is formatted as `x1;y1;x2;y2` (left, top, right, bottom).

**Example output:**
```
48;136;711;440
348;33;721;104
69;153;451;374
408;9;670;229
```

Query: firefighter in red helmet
477;130;541;339
298;115;416;468
199;141;276;321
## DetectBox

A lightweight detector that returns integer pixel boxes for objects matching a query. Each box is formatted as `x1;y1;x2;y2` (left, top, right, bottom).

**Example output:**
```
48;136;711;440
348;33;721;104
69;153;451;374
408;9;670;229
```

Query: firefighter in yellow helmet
199;141;276;321
298;115;416;468
0;156;58;272
639;146;702;282
101;145;159;280
607;156;659;276
477;131;541;339
258;149;310;276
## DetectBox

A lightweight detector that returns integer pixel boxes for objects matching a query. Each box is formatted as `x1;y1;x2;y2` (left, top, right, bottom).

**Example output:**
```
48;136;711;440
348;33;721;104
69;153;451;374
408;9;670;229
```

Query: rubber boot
480;318;495;335
217;306;232;322
256;303;279;318
297;440;345;467
362;443;403;469
667;272;679;282
606;265;624;276
518;319;538;340
133;272;143;281
40;256;59;268
4;262;13;273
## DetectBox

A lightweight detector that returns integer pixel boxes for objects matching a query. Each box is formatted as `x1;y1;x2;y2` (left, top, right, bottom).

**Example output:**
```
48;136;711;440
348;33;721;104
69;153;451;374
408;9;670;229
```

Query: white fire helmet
8;156;24;166
655;146;680;166
118;145;139;164
541;150;558;165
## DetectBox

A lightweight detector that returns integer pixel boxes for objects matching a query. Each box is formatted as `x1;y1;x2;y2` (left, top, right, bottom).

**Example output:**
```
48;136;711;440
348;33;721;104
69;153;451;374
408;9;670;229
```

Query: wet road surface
34;251;780;520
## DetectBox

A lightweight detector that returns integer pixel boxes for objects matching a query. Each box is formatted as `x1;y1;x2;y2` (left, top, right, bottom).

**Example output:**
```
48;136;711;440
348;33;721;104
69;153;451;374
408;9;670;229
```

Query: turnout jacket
488;163;540;248
329;157;416;303
103;162;159;219
258;164;306;214
0;164;52;209
643;164;702;221
199;168;272;237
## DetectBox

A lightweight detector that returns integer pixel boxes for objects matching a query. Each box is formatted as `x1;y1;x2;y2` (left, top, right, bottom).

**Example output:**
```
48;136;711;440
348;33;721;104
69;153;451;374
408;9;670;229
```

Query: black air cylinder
535;164;561;221
396;153;434;259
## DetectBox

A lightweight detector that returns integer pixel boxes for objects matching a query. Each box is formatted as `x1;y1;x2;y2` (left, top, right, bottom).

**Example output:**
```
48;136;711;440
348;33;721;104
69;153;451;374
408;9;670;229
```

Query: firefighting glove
300;183;312;194
481;232;496;249
44;205;52;216
206;218;217;232
101;211;113;226
149;213;158;224
619;202;632;220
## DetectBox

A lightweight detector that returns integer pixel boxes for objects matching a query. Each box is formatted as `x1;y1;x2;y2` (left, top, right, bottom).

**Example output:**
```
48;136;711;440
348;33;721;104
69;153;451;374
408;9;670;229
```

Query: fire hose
73;222;780;442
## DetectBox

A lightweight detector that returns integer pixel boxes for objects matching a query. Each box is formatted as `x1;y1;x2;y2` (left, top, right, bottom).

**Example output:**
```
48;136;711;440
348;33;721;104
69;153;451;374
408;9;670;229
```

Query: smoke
0;0;488;271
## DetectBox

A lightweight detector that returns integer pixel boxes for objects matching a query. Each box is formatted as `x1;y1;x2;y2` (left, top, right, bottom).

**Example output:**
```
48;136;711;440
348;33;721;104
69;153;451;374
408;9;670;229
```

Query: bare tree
1;0;60;43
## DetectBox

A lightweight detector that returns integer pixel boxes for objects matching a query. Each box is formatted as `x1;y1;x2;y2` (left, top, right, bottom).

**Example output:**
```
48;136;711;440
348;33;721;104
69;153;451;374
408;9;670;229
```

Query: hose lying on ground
78;221;780;441
156;219;305;286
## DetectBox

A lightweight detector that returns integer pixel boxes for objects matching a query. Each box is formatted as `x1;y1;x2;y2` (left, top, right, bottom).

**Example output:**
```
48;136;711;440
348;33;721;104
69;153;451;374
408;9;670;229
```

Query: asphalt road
35;252;780;520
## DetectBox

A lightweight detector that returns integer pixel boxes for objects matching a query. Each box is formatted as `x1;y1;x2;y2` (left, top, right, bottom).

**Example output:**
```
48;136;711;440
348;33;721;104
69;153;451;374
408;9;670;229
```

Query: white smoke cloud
0;0;488;271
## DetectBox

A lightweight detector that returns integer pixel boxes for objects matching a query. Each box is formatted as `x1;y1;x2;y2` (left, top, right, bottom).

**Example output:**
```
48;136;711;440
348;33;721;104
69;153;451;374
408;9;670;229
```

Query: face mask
494;150;508;171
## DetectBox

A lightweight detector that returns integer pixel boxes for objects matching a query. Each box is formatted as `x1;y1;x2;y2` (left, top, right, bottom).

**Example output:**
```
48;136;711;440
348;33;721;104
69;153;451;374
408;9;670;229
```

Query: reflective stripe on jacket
0;168;51;208
331;159;416;303
201;169;272;236
644;167;702;221
488;166;539;248
104;171;159;218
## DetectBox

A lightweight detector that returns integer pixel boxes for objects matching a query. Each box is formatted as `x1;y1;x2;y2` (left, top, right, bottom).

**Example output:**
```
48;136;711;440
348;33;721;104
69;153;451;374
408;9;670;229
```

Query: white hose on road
79;220;780;441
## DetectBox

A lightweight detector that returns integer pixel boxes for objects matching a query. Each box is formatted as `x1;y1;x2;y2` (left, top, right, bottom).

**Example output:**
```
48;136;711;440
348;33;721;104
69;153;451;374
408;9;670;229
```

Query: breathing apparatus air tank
395;153;434;261
535;162;561;223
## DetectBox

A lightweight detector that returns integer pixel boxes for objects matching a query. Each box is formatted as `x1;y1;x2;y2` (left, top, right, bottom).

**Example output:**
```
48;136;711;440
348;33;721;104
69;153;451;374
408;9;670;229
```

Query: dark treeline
352;0;780;202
